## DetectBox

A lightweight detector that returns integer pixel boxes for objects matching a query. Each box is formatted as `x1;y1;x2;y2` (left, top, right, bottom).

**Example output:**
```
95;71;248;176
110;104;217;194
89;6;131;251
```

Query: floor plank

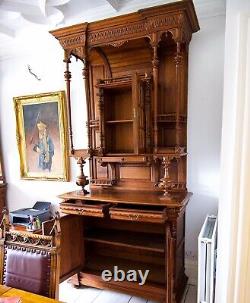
59;280;197;303
59;281;101;303
59;280;82;303
129;296;147;303
73;287;102;303
92;289;131;303
184;285;197;303
181;285;190;303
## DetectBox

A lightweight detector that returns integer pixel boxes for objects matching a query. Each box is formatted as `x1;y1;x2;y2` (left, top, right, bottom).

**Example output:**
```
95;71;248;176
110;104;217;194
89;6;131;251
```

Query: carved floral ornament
5;232;53;248
87;14;182;45
60;34;85;49
52;12;191;56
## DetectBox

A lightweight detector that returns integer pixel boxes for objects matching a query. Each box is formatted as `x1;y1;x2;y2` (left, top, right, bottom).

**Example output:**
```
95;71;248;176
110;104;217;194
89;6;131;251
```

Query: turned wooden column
151;33;160;153
83;59;92;155
64;52;74;154
97;85;105;155
174;41;183;147
145;75;152;153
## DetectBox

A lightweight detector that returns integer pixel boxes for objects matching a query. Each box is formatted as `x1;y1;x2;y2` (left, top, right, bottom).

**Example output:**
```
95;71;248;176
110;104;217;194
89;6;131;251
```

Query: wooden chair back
0;208;61;299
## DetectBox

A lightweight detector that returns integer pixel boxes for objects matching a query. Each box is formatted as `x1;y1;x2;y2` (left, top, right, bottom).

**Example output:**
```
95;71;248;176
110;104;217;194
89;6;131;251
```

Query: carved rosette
108;40;128;48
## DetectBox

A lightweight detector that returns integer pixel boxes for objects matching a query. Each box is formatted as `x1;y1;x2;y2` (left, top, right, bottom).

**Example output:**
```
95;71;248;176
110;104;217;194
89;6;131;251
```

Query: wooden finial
76;157;89;195
157;157;173;199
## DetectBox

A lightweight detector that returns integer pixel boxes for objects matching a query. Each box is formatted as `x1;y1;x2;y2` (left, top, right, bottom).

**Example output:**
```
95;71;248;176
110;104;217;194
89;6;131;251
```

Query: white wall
215;0;250;302
0;14;225;259
0;29;86;211
186;15;225;259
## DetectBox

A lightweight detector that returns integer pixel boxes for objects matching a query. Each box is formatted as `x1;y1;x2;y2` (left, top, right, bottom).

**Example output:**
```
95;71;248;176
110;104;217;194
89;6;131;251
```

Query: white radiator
197;215;217;303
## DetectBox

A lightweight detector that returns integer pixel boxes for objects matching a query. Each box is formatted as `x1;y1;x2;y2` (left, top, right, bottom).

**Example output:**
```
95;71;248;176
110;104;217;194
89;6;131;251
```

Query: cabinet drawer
60;200;109;218
109;204;167;223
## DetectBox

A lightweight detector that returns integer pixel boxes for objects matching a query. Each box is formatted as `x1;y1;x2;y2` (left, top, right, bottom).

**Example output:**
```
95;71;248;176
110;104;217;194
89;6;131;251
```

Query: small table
0;285;63;303
0;285;10;295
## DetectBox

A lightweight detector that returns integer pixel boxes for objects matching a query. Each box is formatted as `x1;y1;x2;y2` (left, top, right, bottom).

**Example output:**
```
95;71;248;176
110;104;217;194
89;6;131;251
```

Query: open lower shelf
85;229;165;253
79;270;165;302
85;254;165;285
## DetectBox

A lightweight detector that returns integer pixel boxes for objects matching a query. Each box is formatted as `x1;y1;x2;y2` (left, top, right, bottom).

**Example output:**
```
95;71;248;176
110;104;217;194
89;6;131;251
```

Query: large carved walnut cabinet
51;1;199;302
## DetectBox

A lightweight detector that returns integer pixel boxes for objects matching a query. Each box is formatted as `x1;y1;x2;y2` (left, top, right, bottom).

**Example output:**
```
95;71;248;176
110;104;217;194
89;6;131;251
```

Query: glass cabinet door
99;74;150;155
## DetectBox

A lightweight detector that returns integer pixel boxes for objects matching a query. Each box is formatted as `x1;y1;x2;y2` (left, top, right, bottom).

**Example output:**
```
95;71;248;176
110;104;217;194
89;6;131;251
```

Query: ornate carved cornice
50;2;199;55
50;23;88;61
88;14;182;47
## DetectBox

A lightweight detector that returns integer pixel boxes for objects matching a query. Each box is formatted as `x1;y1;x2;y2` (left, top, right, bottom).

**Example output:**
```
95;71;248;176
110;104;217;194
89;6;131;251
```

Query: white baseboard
185;258;198;286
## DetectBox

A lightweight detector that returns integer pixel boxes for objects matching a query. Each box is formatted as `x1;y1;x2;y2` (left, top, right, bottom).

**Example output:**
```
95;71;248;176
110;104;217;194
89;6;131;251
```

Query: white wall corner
185;258;198;286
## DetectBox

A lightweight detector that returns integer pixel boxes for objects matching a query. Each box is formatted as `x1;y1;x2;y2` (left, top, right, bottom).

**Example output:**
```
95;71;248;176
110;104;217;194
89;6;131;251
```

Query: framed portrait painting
14;91;69;181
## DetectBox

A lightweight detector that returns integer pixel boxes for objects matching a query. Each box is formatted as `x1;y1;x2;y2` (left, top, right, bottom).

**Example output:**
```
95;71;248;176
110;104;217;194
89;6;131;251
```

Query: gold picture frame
14;91;69;181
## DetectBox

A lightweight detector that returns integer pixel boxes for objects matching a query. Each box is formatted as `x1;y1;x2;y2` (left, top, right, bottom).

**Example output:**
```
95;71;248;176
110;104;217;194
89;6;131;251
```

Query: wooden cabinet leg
166;224;176;303
68;273;81;288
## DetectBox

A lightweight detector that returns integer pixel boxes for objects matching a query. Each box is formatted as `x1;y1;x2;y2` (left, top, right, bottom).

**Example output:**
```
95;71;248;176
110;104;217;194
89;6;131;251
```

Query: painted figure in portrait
33;121;54;171
14;91;68;181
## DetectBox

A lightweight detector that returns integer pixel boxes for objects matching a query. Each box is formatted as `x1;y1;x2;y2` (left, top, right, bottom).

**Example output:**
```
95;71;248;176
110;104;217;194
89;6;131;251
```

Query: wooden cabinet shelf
85;229;165;253
106;123;134;154
157;114;187;123
106;120;133;124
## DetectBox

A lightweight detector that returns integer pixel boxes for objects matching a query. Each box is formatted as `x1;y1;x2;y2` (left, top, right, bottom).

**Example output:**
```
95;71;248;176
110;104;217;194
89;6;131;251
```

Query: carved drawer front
60;199;110;218
109;204;167;223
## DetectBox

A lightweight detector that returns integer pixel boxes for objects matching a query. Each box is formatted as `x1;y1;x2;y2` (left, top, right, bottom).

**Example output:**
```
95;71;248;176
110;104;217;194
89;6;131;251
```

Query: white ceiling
0;0;226;59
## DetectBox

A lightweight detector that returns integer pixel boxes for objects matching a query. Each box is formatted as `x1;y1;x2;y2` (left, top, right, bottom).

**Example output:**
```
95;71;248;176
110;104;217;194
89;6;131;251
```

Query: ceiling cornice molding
0;0;226;61
58;0;226;28
105;0;120;11
0;24;15;37
115;0;226;19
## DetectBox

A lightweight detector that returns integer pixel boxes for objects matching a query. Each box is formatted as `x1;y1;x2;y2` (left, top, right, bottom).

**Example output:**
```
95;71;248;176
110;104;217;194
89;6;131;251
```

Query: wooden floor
59;280;197;303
